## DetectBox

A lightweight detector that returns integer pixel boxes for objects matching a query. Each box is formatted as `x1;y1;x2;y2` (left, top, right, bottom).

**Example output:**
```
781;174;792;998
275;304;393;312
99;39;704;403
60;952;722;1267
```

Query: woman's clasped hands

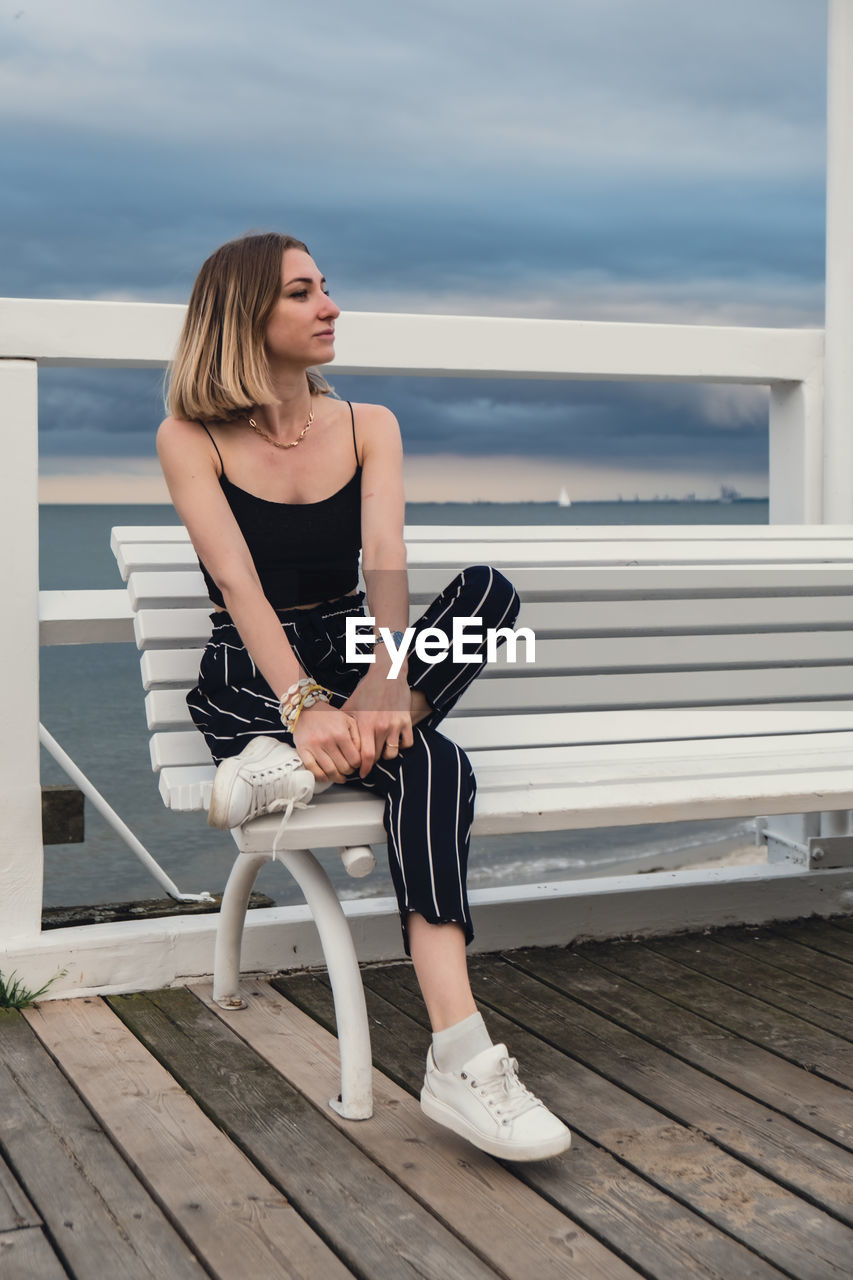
292;673;414;784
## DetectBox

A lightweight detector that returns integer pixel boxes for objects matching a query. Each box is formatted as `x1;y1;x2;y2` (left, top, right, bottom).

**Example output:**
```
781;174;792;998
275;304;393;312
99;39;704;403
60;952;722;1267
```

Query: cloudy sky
2;0;827;500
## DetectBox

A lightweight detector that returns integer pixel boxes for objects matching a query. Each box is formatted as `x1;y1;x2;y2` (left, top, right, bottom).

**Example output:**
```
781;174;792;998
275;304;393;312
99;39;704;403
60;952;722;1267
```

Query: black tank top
197;401;362;610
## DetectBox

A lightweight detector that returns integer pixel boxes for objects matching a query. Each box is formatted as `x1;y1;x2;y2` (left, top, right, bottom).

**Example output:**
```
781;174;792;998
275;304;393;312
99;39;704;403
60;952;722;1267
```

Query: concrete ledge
4;862;853;1000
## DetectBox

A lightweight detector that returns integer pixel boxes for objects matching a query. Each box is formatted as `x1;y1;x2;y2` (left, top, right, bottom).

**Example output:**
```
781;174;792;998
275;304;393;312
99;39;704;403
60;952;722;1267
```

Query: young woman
158;232;571;1162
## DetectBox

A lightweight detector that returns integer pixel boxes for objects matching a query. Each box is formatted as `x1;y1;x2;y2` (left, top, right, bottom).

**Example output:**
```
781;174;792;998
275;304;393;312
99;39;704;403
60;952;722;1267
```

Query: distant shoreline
38;495;770;508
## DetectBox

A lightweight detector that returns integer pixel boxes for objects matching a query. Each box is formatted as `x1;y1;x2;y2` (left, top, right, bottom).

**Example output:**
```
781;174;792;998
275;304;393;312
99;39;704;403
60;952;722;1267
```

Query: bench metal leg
214;839;374;1120
276;848;373;1120
213;850;271;1009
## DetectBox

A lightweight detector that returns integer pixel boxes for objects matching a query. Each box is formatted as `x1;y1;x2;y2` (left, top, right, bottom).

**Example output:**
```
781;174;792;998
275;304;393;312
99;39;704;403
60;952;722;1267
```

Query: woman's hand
341;671;414;777
292;701;362;785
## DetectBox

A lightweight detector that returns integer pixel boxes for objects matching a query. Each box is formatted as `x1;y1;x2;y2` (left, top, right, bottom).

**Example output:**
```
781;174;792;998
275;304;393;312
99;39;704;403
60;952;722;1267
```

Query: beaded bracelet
279;678;332;731
279;678;314;723
289;687;331;730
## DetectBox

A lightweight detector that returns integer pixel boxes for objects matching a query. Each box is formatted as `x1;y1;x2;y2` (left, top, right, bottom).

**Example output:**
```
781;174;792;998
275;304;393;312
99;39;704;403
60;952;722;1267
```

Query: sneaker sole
420;1088;572;1162
207;755;245;829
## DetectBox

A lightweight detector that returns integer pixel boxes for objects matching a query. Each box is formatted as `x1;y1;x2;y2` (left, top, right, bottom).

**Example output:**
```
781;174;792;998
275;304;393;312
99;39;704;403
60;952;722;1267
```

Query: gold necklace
247;403;315;449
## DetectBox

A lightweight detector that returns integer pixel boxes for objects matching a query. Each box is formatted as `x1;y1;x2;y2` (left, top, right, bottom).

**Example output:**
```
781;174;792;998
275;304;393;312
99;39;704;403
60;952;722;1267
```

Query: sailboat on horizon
557;486;571;508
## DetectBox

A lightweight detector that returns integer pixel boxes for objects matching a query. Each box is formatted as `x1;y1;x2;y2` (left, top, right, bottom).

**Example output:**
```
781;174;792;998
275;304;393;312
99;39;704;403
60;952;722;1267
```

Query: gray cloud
2;0;822;486
37;366;768;491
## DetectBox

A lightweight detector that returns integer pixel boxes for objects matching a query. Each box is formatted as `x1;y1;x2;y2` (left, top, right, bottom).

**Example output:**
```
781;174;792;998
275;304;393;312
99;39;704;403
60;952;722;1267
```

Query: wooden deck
2;917;853;1279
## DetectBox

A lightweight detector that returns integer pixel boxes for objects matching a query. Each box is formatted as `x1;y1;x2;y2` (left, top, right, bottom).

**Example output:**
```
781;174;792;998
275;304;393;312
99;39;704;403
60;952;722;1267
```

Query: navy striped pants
187;566;520;951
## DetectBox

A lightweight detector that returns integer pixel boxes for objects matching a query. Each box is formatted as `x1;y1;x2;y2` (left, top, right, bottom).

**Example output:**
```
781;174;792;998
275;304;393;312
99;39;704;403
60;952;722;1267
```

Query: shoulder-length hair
167;232;331;421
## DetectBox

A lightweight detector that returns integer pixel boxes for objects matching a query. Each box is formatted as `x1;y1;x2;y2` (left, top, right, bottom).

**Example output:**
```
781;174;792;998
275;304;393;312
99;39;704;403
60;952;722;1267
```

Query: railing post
768;374;824;523
0;360;43;942
824;0;853;522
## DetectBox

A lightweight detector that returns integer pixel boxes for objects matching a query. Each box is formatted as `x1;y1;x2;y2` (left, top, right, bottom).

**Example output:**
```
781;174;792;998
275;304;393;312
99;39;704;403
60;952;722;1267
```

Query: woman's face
264;248;340;367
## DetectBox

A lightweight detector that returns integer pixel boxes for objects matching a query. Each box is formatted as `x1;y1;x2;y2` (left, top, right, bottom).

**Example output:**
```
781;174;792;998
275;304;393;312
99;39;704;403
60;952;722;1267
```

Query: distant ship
557;486;571;508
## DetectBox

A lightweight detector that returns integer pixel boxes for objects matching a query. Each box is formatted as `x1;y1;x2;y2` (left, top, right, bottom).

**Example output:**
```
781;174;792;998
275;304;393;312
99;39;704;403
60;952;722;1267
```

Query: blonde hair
167;232;331;421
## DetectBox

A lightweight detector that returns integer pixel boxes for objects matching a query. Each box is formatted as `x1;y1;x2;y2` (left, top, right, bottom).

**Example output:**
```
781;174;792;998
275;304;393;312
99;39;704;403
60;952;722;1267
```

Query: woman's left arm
341;404;414;777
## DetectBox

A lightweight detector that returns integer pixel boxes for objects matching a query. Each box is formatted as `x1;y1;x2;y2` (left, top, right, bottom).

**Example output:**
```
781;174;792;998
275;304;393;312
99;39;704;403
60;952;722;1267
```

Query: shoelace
470;1056;543;1121
239;762;316;857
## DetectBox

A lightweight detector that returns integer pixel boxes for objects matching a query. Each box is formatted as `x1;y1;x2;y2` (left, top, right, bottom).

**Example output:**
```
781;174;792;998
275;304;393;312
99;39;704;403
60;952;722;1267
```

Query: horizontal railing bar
39;589;134;645
111;523;853;545
2;297;824;383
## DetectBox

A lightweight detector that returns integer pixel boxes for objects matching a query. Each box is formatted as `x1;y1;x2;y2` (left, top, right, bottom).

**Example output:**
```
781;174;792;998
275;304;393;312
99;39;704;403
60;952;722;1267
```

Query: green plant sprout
0;968;67;1010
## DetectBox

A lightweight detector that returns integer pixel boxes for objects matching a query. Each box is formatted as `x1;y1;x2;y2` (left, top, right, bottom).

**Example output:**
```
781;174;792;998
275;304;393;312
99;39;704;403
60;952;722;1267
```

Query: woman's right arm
156;418;361;782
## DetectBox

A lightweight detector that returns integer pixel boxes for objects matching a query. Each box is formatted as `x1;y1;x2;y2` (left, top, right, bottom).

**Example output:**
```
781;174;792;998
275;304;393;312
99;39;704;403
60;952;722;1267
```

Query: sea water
39;500;767;909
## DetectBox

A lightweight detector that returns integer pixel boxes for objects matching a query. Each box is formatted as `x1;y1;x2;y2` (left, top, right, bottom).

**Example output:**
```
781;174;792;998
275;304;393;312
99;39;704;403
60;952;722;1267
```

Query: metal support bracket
807;836;853;870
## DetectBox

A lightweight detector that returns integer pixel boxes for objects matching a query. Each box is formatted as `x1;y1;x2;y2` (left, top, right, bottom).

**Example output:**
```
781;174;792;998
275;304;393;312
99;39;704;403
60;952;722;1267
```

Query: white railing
1;297;828;523
2;1;852;996
0;303;832;988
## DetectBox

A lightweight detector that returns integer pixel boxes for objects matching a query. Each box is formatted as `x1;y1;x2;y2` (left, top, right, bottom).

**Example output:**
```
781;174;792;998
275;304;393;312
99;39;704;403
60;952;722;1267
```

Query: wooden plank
0;1227;68;1280
465;954;853;1226
276;971;788;1280
0;1010;204;1280
773;919;853;965
828;918;853;937
705;925;853;1000
627;940;853;1088
644;934;853;1041
356;962;853;1279
24;998;353;1280
197;981;635;1280
541;942;853;1149
0;1156;38;1232
107;988;502;1280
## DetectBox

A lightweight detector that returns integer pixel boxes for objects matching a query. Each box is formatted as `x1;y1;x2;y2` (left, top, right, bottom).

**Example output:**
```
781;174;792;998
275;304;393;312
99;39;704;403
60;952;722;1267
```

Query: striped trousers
187;565;521;951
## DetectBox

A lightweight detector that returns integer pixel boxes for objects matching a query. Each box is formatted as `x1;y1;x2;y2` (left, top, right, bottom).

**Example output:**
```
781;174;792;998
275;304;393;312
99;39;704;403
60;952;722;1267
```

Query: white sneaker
207;736;328;830
420;1042;572;1162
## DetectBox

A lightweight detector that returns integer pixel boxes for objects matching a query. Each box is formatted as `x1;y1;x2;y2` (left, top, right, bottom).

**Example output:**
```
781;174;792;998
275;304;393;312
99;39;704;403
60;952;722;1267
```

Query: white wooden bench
112;523;853;1119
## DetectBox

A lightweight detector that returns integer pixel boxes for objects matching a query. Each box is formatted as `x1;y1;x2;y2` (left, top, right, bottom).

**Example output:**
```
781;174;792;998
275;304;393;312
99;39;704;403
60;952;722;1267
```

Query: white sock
432;1012;492;1073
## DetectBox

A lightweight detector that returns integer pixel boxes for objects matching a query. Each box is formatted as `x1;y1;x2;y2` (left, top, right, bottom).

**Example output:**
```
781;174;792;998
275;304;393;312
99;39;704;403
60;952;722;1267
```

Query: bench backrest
111;524;853;811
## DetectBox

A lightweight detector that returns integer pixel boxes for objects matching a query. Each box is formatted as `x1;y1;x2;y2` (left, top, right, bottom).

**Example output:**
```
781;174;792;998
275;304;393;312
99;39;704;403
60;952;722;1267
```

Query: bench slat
146;685;853;735
121;553;853;597
113;523;853;548
138;626;853;671
125;576;853;634
141;649;204;689
157;731;853;819
130;592;853;644
146;664;853;740
401;524;853;543
229;756;853;847
115;540;853;580
150;701;853;772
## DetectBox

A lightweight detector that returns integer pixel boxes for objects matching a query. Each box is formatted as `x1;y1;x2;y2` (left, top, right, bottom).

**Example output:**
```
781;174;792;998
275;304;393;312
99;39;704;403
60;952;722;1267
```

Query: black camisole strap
348;401;359;467
200;422;226;477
